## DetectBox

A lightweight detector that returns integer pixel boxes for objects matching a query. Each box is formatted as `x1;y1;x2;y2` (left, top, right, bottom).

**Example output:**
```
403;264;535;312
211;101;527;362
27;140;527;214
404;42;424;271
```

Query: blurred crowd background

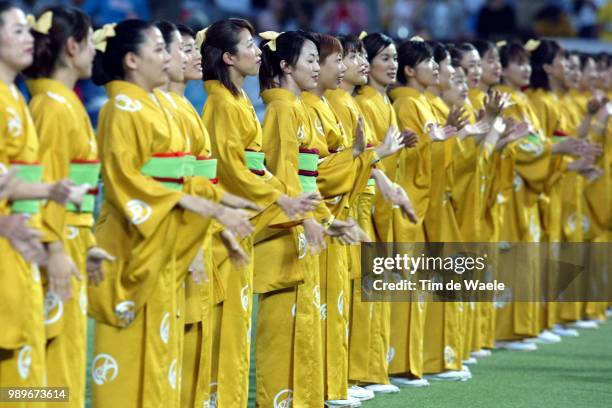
14;0;612;122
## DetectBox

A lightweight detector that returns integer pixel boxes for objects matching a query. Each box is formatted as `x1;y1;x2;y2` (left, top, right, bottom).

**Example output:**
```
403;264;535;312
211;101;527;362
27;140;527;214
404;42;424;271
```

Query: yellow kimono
302;91;373;400
89;80;187;408
155;89;223;408
421;91;464;374
387;85;433;379
0;81;46;397
201;80;294;408
493;84;555;341
255;88;325;407
28;78;99;408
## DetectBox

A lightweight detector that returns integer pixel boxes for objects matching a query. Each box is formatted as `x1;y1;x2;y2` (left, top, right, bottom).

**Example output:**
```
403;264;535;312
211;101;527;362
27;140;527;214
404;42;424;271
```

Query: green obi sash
67;160;101;213
298;148;319;193
10;162;43;214
194;156;218;183
140;153;187;191
245;150;266;176
183;154;196;178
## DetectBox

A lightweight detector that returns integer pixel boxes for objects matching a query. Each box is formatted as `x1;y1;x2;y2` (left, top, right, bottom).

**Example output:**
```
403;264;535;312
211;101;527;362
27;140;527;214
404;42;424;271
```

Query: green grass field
87;313;612;408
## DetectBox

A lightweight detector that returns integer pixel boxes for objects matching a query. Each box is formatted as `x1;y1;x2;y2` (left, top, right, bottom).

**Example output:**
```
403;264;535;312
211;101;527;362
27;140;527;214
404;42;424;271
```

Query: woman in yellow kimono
88;20;253;408
200;20;320;408
23;7;115;407
0;3;83;400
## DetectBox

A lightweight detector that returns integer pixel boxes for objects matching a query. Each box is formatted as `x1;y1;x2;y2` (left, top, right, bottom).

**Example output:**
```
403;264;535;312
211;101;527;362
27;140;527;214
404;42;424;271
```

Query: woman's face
442;67;468;107
547;51;567;83
73;28;96;79
460;49;482;88
437;55;455;91
130;27;170;90
564;54;581;90
342;48;368;86
0;8;34;74
232;29;262;77
288;39;320;91
369;43;398;87
580;58;598;90
182;35;202;81
480;48;501;87
503;57;531;88
166;30;186;83
319;51;346;90
412;56;439;88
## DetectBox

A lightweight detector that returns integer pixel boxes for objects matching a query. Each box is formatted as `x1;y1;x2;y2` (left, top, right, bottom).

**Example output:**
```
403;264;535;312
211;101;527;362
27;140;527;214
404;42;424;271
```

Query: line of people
0;2;610;408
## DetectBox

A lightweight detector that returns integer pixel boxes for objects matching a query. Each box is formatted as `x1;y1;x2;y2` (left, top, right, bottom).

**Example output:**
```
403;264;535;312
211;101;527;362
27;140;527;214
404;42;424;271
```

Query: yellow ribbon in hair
358;31;368;40
409;35;424;42
524;39;541;52
27;11;53;35
195;26;209;49
259;31;283;51
93;23;117;52
496;40;507;48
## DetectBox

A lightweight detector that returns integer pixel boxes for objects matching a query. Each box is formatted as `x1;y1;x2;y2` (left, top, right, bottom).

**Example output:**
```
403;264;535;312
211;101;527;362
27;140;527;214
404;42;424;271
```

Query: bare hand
0;215;46;264
221;193;262;211
374;125;402;158
428;125;456;142
220;230;250;267
0;167;18;199
352;116;367;157
86;247;115;286
303;218;326;255
400;130;419;148
214;206;254;238
277;193;321;218
48;179;74;205
47;243;81;301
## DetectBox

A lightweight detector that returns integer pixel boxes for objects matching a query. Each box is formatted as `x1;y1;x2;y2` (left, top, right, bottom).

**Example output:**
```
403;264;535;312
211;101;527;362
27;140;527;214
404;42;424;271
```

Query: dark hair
427;41;449;65
529;39;562;90
311;32;342;62
579;52;595;70
259;30;317;91
201;18;255;96
336;34;364;58
362;32;393;63
176;23;194;38
22;6;91;78
473;40;496;59
155;20;178;52
397;39;433;84
499;41;529;68
450;42;478;68
91;19;154;86
0;1;18;27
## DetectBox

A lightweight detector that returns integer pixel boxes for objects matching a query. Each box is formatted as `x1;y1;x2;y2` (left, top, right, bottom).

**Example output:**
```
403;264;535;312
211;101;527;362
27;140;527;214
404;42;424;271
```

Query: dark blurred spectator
214;0;251;16
383;0;422;39
81;0;151;25
572;0;600;38
534;4;576;37
314;0;369;34
419;0;465;42
476;0;518;40
599;0;612;40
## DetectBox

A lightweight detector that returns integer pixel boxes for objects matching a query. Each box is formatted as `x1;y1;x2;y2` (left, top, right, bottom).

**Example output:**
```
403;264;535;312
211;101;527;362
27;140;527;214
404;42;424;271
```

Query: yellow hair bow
27;11;53;35
93;23;117;52
358;31;368;40
195;26;209;49
259;31;283;51
524;39;541;52
496;40;507;48
409;35;424;42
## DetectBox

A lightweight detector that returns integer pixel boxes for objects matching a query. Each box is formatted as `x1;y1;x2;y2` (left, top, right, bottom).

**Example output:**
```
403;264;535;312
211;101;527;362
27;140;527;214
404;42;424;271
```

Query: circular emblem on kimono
208;382;218;408
160;312;171;344
168;358;178;390
296;124;305;142
496;192;506;205
66;226;79;240
6;107;22;137
291;303;297;317
114;300;136;327
274;389;293;408
337;290;345;315
44;291;63;325
80;284;88;315
17;345;32;380
114;94;142;112
312;285;321;309
513;172;523;192
444;346;456;366
92;353;119;385
126;199;152;225
320;303;327;320
387;346;396;363
315;117;324;135
297;233;307;260
240;284;249;312
566;213;590;234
